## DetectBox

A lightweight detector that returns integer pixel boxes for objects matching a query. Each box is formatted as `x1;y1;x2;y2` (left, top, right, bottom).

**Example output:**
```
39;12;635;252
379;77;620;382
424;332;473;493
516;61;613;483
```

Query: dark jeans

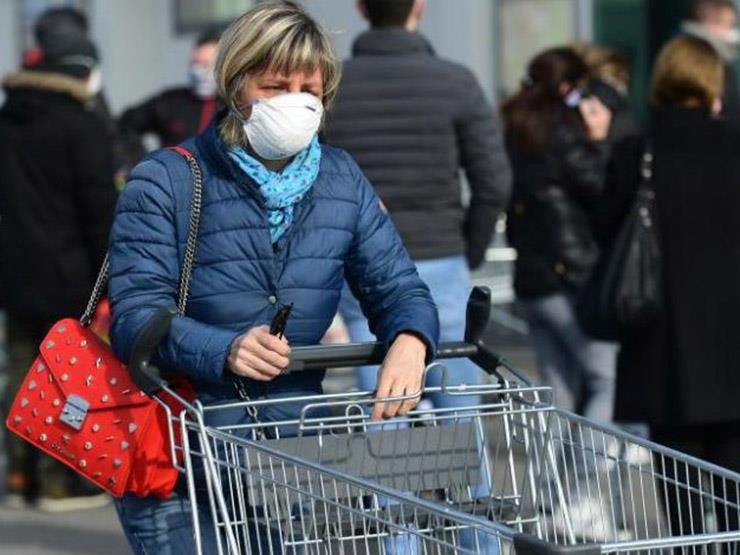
115;388;327;555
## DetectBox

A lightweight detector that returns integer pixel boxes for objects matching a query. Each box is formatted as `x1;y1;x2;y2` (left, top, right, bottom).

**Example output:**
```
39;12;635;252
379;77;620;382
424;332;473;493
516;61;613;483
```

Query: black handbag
576;144;662;340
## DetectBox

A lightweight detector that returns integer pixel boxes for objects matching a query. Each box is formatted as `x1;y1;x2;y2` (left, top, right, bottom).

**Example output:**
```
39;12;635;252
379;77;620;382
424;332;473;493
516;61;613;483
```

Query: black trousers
652;423;740;554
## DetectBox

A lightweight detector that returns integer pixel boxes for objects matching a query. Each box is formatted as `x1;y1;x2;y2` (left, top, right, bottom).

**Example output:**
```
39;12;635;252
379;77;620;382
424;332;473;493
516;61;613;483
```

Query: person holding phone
501;47;621;540
106;2;439;553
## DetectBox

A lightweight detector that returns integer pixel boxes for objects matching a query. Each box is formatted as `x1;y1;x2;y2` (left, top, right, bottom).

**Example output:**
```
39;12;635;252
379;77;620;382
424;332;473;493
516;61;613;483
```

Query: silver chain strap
80;150;203;324
80;253;110;326
175;154;203;314
234;379;264;439
79;149;263;434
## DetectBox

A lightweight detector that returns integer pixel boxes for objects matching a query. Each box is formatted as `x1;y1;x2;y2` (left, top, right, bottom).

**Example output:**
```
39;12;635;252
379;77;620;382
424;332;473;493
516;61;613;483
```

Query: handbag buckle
60;395;90;431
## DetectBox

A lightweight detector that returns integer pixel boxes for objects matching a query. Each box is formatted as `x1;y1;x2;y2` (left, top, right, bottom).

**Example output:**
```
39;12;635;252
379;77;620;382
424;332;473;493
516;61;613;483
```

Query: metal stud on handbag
5;146;202;498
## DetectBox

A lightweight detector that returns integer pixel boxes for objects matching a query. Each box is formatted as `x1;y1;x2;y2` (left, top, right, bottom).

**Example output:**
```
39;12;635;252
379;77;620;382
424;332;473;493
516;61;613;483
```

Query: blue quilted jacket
108;117;439;402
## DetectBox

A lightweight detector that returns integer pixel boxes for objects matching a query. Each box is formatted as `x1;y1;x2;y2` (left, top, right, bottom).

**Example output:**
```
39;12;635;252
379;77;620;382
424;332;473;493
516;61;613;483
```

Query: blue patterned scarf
227;136;321;243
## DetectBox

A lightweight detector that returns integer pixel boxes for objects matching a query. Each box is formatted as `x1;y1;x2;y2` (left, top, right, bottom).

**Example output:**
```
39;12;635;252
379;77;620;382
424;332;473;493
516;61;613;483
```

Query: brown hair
572;43;629;91
651;35;724;111
502;47;589;152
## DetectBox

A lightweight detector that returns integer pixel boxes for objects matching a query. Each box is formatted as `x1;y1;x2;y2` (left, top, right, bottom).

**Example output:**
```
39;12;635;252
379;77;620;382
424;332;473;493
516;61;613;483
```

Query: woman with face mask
107;2;438;553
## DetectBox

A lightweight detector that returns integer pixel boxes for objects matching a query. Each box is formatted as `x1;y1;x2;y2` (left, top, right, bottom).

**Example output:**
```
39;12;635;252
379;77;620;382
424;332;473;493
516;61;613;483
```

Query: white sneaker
544;496;633;543
623;444;652;466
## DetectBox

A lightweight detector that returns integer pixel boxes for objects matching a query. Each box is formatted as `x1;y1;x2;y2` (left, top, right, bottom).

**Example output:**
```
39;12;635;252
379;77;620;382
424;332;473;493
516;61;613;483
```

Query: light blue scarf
227;136;321;243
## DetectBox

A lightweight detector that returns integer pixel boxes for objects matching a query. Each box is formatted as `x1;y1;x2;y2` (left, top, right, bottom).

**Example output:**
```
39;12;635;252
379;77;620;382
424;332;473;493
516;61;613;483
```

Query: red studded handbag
5;146;202;499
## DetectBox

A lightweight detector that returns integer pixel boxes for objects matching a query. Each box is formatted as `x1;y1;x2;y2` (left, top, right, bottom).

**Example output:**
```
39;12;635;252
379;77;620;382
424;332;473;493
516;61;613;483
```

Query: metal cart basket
131;289;740;554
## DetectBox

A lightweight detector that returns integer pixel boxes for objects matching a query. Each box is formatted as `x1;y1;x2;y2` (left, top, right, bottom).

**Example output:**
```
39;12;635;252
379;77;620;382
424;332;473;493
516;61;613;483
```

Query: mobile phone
564;87;585;108
269;304;293;338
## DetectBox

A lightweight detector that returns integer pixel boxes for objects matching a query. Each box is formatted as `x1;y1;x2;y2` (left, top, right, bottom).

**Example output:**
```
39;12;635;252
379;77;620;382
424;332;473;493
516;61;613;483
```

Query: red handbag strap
167;145;193;159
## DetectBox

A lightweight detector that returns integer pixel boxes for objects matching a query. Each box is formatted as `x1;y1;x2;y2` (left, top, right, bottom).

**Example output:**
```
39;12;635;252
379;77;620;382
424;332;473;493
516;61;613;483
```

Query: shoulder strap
80;147;203;325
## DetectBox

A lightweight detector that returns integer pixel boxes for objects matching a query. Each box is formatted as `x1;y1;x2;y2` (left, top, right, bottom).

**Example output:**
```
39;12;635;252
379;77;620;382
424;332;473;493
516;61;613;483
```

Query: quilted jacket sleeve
342;153;440;362
107;157;239;383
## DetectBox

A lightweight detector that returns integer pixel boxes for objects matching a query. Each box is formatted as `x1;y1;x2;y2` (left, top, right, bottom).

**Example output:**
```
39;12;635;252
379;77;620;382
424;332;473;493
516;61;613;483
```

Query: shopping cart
130;288;740;554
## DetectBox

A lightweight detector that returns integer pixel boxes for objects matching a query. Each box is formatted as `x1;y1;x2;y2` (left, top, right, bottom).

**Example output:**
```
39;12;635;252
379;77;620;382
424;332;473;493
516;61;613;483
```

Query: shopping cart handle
286;286;494;372
128;306;176;396
465;286;491;344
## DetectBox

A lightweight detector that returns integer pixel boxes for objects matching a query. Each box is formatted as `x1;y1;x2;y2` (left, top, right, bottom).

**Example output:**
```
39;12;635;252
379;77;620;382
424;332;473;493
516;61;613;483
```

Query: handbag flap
38;318;150;411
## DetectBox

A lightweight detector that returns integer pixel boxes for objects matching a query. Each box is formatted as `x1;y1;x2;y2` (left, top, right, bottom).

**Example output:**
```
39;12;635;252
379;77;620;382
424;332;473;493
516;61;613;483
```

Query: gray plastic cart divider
246;423;482;504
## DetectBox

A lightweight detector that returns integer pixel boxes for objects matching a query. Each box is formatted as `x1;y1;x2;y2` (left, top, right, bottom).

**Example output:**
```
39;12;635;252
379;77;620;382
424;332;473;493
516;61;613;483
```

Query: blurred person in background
324;0;511;412
503;47;613;423
572;43;638;142
0;33;117;511
26;7;120;163
502;47;621;539
324;2;510;550
681;0;740;119
118;28;224;171
595;34;740;538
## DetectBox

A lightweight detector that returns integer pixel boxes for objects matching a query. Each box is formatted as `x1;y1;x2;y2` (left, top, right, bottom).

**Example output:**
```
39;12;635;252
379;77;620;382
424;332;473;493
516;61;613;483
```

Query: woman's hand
579;96;612;142
372;333;427;421
227;325;291;381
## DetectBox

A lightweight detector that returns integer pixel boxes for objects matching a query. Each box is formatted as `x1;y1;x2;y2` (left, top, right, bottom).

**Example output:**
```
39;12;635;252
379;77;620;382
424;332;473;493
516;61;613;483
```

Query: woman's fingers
371;334;426;421
245;335;290;369
254;327;291;357
371;377;391;421
372;373;422;420
226;325;292;381
398;384;421;416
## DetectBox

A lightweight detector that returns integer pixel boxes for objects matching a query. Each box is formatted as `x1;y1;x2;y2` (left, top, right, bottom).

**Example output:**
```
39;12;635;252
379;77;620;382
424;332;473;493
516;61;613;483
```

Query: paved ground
0;316;537;555
0;504;129;555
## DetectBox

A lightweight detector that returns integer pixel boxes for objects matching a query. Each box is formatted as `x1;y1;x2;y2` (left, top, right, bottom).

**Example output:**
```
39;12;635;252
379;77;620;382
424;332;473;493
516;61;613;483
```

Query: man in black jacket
0;35;116;511
323;3;509;551
118;28;224;171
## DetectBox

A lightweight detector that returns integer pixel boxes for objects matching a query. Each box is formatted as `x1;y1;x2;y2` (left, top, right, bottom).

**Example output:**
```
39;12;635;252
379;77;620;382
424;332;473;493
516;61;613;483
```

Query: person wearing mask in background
682;0;740;120
595;34;740;540
323;0;511;418
0;35;117;512
117;28;224;171
572;43;638;143
502;47;620;540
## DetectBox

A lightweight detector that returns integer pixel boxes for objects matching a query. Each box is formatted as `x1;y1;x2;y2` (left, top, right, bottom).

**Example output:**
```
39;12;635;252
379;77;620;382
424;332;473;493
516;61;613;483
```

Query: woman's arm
342;153;440;419
108;155;240;384
343;153;440;360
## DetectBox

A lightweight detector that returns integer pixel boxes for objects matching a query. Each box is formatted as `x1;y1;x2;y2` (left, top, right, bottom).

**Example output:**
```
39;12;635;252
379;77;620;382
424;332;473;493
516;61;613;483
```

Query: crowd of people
0;0;739;552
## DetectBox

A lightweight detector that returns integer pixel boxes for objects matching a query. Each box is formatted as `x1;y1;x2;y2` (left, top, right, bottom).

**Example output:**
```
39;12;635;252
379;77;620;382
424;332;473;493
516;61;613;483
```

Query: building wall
0;1;20;89
0;0;501;112
302;0;498;101
0;0;594;113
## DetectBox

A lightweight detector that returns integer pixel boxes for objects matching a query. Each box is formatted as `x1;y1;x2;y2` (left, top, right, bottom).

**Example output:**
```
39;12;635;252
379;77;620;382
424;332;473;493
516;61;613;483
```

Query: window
497;0;592;97
173;0;253;34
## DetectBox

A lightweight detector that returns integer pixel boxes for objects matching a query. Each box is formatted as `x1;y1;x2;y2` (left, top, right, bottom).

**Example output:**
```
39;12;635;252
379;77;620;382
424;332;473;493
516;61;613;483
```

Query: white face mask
87;67;102;95
240;92;323;160
189;64;217;99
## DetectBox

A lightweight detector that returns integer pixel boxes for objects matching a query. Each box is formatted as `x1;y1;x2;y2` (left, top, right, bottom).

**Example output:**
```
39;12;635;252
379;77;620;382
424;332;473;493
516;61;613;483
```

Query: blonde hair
214;1;341;145
651;35;724;111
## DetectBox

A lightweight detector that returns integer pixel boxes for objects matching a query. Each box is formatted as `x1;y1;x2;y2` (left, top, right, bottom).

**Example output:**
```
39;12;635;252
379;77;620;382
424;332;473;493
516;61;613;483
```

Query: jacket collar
2;70;93;104
653;106;712;128
352;28;434;57
196;110;246;181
